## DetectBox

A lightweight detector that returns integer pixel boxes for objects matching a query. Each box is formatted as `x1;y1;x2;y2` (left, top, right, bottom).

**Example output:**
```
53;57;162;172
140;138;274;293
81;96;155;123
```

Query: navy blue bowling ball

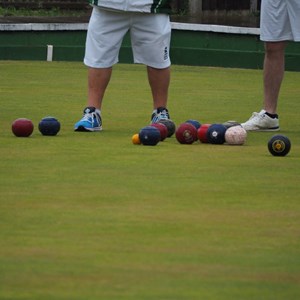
206;124;227;144
185;119;201;130
39;116;60;136
139;126;161;146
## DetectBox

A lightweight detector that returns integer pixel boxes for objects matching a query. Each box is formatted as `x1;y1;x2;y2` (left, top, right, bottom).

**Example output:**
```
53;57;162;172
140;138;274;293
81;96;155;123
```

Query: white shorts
84;7;171;69
260;0;300;42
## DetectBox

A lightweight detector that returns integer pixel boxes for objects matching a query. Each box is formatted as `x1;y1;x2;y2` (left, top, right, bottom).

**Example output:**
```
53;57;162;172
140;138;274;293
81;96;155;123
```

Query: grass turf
0;61;300;299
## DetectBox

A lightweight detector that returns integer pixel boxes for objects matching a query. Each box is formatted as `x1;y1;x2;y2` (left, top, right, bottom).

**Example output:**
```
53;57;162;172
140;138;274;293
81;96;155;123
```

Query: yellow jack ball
132;133;141;145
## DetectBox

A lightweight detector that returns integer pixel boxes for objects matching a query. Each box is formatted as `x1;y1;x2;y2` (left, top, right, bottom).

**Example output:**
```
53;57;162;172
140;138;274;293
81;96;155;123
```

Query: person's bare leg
87;67;112;109
147;66;170;109
263;41;287;114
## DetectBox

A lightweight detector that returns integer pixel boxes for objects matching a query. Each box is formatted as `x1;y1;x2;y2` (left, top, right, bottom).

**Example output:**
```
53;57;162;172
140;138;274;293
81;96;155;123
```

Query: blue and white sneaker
151;107;170;123
74;107;102;132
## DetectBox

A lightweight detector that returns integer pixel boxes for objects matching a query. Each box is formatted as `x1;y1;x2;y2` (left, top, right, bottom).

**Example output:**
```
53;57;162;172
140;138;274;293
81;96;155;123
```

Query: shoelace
250;112;264;120
156;110;169;120
152;113;168;123
161;110;169;118
81;112;100;126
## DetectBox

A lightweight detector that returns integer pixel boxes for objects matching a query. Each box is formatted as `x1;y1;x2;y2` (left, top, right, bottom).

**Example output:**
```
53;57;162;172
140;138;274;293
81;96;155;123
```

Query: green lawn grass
0;61;300;299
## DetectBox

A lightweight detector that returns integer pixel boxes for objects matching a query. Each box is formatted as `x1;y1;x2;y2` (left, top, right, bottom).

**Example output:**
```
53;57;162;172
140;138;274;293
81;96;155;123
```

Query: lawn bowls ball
185;119;201;130
132;133;141;144
175;123;198;144
158;119;176;137
268;135;291;156
197;124;211;143
139;126;161;146
206;124;227;144
12;118;34;137
39;116;61;136
225;125;247;145
150;122;168;141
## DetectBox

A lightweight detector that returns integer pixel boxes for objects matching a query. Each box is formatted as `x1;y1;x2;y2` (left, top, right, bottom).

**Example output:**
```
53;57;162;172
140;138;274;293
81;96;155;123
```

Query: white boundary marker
0;23;88;31
171;22;260;35
0;22;260;35
46;44;53;61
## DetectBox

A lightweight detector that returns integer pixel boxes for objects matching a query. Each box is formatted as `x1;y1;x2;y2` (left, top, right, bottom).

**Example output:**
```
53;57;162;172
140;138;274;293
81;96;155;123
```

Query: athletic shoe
74;107;102;132
241;109;279;131
151;107;170;123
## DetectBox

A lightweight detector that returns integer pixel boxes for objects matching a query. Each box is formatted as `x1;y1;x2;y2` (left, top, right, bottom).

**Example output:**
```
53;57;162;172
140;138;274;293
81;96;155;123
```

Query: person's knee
265;41;286;55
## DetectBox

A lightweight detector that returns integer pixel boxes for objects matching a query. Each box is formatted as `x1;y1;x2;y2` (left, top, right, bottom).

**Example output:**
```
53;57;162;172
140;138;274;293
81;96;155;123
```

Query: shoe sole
74;126;102;132
244;127;280;132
